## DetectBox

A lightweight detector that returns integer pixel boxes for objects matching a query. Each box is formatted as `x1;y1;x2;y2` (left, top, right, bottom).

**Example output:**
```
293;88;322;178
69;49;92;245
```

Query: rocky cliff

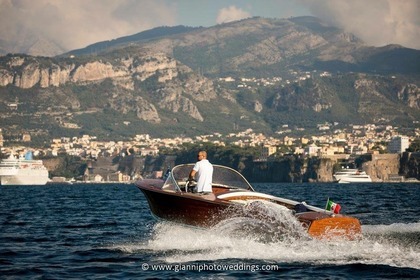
363;154;400;181
246;153;404;182
43;151;418;183
0;53;178;88
400;152;420;179
0;52;216;123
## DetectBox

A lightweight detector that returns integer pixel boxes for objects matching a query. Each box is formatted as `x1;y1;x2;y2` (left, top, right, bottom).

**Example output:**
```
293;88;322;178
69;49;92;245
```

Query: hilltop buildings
388;136;410;154
0;122;418;182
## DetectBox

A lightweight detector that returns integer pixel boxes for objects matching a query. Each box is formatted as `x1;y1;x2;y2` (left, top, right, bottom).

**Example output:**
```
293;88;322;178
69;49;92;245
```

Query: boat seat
183;192;216;201
294;203;308;213
199;193;216;201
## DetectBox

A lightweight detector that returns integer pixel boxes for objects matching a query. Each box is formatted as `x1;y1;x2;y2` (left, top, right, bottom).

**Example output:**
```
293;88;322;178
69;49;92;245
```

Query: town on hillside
0;123;419;183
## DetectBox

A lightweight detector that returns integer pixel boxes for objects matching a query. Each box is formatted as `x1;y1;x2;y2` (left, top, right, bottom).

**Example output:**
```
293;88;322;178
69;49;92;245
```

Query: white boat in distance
0;152;49;185
333;168;372;183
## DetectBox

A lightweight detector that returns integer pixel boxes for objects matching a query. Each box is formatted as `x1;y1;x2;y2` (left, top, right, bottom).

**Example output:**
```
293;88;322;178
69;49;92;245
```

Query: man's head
197;151;207;160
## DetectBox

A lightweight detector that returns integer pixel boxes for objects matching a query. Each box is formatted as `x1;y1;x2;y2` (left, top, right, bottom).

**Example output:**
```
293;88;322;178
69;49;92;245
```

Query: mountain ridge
0;16;418;142
66;25;202;57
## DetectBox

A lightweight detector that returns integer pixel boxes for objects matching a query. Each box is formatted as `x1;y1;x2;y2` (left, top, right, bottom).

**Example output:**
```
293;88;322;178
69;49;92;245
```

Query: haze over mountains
0;16;419;142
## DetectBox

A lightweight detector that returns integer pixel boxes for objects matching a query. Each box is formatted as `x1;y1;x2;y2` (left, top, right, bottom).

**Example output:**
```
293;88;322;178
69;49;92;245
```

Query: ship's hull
333;169;372;183
337;176;372;183
1;169;49;185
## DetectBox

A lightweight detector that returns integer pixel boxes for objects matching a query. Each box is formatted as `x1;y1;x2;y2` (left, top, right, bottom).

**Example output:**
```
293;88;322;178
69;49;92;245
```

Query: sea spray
107;220;420;269
212;199;309;242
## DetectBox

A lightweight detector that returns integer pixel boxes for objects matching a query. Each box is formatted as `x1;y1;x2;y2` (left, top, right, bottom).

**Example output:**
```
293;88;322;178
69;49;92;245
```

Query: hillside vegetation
0;16;419;143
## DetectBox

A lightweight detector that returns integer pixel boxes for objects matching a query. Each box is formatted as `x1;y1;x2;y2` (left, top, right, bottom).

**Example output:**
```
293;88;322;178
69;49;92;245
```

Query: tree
407;139;420;152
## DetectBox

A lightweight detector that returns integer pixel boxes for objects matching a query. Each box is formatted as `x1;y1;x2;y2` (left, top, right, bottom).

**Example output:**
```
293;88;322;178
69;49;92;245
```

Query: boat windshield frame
162;164;254;192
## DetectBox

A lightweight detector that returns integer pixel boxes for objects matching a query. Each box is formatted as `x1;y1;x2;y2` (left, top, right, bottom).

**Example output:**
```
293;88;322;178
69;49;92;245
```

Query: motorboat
333;168;372;183
136;164;362;240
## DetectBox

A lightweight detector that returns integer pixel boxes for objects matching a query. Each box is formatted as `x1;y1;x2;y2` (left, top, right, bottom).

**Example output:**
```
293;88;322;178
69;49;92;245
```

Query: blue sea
1;182;419;279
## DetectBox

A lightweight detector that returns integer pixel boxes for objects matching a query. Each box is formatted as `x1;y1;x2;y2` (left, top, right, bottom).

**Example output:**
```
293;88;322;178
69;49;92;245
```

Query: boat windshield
164;164;254;192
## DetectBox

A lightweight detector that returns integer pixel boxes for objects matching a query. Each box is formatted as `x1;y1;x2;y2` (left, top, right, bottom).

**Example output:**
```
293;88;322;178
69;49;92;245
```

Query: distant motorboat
333;168;372;183
0;152;49;185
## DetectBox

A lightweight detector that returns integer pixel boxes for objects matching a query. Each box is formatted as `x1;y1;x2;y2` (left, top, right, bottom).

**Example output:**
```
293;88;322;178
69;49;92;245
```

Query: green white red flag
326;198;341;214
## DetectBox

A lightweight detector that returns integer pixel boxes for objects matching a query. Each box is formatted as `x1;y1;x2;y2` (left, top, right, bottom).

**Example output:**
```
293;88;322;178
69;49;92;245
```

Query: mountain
67;25;202;56
0;31;66;57
0;16;419;143
68;16;420;76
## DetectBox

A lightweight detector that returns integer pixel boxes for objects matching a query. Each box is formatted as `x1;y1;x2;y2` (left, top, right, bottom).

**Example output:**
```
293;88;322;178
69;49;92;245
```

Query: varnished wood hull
297;212;361;240
137;179;362;240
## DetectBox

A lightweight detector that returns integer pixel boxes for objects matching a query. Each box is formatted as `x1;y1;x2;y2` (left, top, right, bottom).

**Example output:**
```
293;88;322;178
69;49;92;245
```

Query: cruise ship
333;168;372;183
0;151;49;185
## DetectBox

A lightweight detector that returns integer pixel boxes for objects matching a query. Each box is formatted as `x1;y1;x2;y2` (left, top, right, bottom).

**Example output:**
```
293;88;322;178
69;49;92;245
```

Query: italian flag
326;198;341;214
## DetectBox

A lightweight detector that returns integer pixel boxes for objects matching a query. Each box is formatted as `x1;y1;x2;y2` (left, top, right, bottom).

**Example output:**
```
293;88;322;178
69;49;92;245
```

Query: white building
305;144;320;156
388;136;409;153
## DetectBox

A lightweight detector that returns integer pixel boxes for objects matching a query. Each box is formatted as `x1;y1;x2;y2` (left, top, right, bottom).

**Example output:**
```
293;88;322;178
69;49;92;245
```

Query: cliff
42;151;419;183
363;154;400;182
245;153;404;182
0;53;215;123
400;152;420;179
0;53;177;88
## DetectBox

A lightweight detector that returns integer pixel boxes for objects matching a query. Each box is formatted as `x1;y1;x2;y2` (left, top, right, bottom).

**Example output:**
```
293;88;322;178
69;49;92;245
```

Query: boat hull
337;176;372;183
0;154;49;185
1;169;49;185
139;185;235;228
334;169;372;183
297;212;361;239
137;179;362;240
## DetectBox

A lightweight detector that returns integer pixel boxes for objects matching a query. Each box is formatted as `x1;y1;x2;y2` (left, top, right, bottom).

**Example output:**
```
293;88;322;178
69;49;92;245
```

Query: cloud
0;0;178;51
302;0;420;49
1;0;418;54
216;5;252;24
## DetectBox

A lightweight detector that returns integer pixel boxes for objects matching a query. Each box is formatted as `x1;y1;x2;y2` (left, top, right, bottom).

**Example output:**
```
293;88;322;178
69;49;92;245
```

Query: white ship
333;168;372;183
0;151;49;185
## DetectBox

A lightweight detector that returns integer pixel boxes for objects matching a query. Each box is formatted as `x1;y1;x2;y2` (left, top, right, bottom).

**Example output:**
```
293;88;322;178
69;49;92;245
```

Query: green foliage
1;69;419;143
167;143;259;176
68;79;114;109
407;139;420;152
355;154;373;167
333;163;344;174
137;75;162;94
47;154;87;179
173;34;261;77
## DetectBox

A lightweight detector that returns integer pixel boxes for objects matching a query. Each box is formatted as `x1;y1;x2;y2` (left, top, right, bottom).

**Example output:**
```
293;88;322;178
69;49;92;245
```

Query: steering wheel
185;179;196;193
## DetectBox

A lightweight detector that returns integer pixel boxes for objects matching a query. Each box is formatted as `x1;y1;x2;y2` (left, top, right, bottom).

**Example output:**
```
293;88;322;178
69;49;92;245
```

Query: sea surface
1;182;419;279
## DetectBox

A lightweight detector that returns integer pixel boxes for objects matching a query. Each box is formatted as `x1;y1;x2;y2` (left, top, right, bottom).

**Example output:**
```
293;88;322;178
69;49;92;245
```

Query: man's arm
189;170;196;181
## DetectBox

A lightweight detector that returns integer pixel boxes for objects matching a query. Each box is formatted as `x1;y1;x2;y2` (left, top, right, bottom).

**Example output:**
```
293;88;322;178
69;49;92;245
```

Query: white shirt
193;159;213;192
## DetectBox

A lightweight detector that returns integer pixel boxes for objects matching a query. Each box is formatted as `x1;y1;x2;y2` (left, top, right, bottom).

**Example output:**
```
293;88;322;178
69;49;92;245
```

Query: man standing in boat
189;151;213;194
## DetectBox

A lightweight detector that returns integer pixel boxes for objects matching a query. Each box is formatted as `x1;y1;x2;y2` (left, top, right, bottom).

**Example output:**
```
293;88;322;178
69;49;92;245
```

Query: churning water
1;183;419;279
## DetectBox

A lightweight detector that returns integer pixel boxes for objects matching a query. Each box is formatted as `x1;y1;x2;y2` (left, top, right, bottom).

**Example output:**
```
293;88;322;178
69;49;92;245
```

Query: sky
0;0;419;51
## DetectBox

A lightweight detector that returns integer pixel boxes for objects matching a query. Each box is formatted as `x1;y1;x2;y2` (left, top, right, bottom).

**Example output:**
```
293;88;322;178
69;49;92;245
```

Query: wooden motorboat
136;164;361;240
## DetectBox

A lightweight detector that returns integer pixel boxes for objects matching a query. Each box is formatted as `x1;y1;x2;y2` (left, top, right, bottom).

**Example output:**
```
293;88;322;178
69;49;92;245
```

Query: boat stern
308;216;362;240
297;212;362;240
